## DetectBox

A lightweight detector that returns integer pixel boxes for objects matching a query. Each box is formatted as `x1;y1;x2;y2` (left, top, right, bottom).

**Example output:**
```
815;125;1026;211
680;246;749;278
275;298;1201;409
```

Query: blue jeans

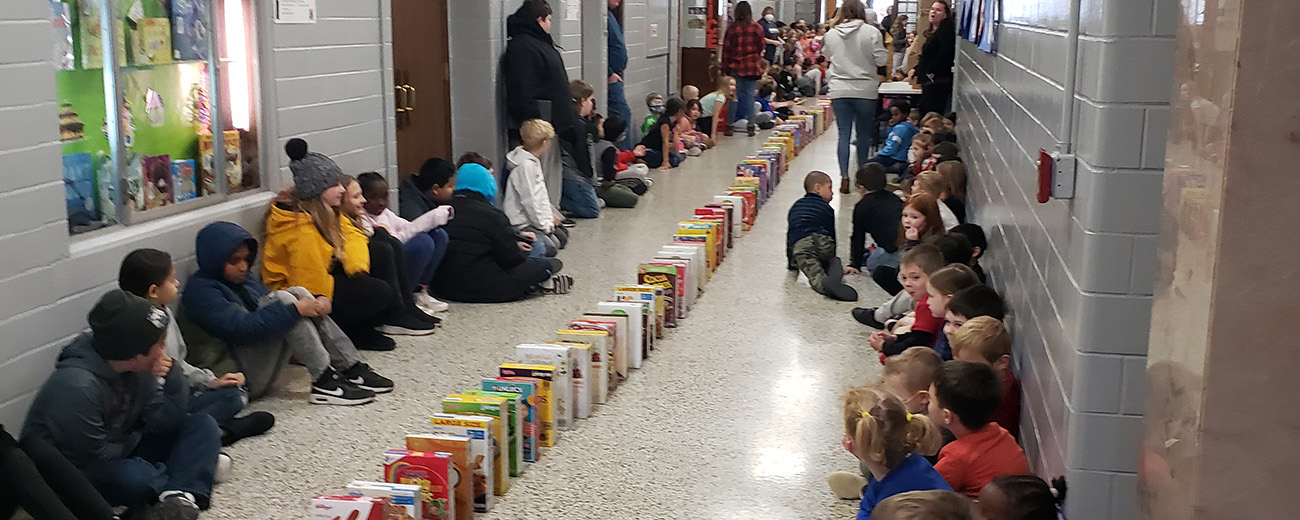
831;97;878;179
527;238;549;259
643;148;684;169
403;229;447;290
85;413;221;509
187;386;246;425
732;76;759;125
560;170;601;218
608;80;633;148
868;154;909;175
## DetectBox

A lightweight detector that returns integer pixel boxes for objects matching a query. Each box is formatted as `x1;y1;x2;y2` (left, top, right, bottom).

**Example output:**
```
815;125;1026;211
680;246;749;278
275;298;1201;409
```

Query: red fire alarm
1037;149;1054;204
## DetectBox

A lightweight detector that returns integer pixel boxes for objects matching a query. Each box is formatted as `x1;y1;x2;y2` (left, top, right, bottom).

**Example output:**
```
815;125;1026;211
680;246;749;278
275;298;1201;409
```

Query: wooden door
391;0;452;175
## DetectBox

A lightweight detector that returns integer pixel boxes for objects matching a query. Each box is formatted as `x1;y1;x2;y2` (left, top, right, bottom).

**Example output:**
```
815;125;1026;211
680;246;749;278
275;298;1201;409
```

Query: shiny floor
207;123;889;519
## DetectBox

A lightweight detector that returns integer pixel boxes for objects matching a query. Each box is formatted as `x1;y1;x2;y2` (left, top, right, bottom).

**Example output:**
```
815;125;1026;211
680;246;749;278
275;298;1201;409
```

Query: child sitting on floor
682;100;715;150
950;316;1021;439
681;84;699;102
923;264;981;360
928;361;1029;498
699;76;736;139
902;133;936;183
915;171;961;229
871;489;975;520
935;162;968;223
180;221;392;405
977;475;1067;520
943;285;1008;337
947;224;987;283
591;116;642;208
787;171;858;301
357;172;453;315
119;249;274;446
868;244;945;356
853;193;947;325
850;164;904;277
639;96;687;170
640;92;665;136
505;119;566;252
840;384;948;519
872;101;920;174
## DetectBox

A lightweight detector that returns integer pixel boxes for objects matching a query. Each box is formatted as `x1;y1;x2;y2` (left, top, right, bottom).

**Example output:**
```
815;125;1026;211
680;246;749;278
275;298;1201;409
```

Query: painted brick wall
622;0;677;143
0;0;396;429
955;0;1176;518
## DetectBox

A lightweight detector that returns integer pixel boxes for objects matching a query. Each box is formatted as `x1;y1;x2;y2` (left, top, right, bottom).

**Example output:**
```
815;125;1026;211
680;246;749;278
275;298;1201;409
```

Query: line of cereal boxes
310;100;834;520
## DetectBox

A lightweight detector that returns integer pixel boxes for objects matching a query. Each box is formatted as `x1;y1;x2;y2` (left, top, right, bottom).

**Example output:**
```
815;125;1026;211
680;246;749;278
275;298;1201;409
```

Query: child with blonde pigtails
833;384;951;519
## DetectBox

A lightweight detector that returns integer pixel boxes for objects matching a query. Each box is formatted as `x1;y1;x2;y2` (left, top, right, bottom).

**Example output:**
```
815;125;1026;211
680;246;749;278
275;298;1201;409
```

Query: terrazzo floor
207;122;891;519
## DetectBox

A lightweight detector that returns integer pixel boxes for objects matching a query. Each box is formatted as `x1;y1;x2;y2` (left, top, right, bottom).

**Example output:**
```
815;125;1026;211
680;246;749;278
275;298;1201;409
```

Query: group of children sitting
784;108;1068;519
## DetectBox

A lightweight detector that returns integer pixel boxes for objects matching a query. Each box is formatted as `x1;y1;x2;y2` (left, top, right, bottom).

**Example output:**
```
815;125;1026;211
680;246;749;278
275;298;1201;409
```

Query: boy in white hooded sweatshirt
821;0;889;193
504;119;564;255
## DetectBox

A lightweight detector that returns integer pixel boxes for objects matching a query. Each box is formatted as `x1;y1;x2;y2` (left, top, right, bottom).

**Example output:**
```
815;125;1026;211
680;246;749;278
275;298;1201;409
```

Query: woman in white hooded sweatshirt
822;0;889;194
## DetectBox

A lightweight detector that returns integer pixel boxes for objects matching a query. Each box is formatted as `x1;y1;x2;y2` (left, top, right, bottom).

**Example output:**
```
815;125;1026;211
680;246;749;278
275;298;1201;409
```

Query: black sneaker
351;327;397;351
220;411;275;446
342;363;394;394
311;369;376;406
378;313;437;336
825;282;859;302
142;493;199;520
560;218;577;228
544;274;574;294
852;307;886;329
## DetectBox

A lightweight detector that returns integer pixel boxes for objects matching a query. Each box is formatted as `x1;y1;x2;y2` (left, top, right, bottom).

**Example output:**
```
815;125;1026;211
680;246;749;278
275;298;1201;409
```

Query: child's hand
518;241;533;252
212;372;246;388
868;332;889;352
904;225;920;241
633;145;647;157
658;163;672;171
315;296;332;315
844;266;860;275
519;231;537;242
553;213;563;226
294;298;321;317
153;355;173;378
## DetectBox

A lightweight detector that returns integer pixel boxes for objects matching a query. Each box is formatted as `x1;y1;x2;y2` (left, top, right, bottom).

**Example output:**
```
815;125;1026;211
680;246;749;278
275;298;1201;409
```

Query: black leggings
331;270;393;340
367;228;415;319
872;265;904;296
0;427;116;520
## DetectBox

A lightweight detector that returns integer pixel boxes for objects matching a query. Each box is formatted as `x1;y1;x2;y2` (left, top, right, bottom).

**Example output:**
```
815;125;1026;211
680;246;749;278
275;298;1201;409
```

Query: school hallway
205;126;878;519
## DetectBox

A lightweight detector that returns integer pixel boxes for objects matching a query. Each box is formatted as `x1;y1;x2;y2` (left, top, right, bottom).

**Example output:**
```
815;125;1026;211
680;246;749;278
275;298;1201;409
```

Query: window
53;0;261;235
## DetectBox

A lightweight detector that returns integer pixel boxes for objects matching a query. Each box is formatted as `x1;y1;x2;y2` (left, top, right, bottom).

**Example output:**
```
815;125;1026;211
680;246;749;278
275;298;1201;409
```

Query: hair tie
905;413;914;422
861;411;870;418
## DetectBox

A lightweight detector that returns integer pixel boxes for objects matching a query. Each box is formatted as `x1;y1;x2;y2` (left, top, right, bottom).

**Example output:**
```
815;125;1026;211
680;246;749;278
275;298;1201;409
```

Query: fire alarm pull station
1037;149;1076;203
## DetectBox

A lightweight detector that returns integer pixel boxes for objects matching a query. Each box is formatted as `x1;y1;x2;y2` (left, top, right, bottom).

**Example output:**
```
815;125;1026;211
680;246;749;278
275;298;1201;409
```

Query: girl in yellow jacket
263;139;415;351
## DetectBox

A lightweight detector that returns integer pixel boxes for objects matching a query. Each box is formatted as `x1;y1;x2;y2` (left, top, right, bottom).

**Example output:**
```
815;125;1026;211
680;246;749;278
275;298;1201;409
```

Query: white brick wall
0;1;396;428
956;0;1173;517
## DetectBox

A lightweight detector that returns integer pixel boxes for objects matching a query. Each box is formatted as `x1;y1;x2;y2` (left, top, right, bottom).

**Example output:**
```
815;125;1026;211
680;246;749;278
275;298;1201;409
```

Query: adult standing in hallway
911;0;955;115
758;6;783;65
720;1;765;137
607;0;633;148
821;0;888;193
504;0;587;208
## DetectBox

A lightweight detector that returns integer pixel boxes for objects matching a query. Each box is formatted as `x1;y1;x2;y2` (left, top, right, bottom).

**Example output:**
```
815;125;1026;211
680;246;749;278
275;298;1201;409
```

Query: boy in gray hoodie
23;290;221;519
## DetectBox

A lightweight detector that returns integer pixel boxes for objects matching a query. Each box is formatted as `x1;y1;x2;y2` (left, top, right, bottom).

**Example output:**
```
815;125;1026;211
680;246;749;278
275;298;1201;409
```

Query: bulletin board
645;0;671;55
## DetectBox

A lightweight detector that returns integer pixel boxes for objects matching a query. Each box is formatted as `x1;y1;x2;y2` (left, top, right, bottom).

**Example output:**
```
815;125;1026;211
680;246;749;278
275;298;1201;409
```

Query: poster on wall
683;1;708;48
275;0;316;24
958;0;999;53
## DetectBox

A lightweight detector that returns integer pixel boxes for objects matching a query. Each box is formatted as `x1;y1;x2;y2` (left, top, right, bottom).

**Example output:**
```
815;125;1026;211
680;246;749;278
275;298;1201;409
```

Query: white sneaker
413;291;449;313
827;471;868;499
215;453;232;483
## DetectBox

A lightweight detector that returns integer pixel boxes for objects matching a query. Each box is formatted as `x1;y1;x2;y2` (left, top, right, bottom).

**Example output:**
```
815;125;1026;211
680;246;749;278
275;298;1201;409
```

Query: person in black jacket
431;161;572;303
849;164;905;293
503;0;592;179
911;0;956;115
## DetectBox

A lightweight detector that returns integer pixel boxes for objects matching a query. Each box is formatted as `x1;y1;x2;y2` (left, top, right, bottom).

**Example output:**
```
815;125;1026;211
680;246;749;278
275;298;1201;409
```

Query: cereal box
548;342;595;414
580;313;629;378
498;364;557;447
614;285;662;339
347;481;423;520
383;450;454;520
440;396;509;495
428;413;495;510
403;435;472;520
464;390;523;476
595;301;650;369
481;378;539;463
513;344;575;429
310;495;390;520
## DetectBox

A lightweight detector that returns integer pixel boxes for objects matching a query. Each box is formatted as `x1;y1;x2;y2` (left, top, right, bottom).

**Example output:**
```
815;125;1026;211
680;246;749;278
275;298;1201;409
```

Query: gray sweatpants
874;291;916;323
231;287;363;399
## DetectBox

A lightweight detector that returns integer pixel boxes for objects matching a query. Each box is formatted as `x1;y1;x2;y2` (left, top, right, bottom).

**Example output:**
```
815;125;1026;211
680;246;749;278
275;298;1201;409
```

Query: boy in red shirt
868;244;946;359
950;316;1021;440
927;360;1029;498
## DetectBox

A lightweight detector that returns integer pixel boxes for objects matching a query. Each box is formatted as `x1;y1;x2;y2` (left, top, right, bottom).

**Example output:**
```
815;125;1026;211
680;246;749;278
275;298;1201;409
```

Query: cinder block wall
955;0;1177;517
0;0;398;428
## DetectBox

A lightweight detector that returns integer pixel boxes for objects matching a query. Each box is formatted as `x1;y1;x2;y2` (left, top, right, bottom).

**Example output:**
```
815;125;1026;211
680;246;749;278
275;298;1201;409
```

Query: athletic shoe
220;411;275;446
413;291;450;313
377;313;436;336
342;362;394;394
408;307;442;326
840;178;851;194
560;218;577;228
544;274;574;294
827;471;868;500
851;307;886;329
143;492;199;520
214;453;232;483
747;123;756;136
351;327;397;351
826;282;859;302
310;370;376;406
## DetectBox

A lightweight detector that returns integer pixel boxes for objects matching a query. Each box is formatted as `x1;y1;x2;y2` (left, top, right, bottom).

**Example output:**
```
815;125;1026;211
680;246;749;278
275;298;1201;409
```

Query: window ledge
69;191;274;259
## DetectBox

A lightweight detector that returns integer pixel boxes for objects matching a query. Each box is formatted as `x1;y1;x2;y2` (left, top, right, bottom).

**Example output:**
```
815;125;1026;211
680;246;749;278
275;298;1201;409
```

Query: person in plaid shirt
721;1;765;136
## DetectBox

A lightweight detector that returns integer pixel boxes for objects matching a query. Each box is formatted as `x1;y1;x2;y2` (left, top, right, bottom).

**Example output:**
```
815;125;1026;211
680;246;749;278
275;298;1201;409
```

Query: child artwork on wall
142;154;173;209
145;89;165;127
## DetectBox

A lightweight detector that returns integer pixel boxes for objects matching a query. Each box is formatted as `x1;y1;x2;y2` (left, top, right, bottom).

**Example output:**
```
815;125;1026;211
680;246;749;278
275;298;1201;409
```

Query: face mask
650;103;665;114
908;149;919;163
765;14;775;22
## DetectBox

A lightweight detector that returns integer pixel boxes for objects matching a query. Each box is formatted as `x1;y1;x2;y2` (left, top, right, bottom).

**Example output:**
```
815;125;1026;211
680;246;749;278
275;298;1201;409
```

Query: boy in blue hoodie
23;290;220;519
787;171;859;301
871;101;919;174
178;222;392;406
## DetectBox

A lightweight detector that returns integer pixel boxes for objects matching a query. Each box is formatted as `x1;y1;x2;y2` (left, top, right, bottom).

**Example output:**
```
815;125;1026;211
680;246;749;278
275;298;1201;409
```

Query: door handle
395;85;407;114
405;85;417;112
